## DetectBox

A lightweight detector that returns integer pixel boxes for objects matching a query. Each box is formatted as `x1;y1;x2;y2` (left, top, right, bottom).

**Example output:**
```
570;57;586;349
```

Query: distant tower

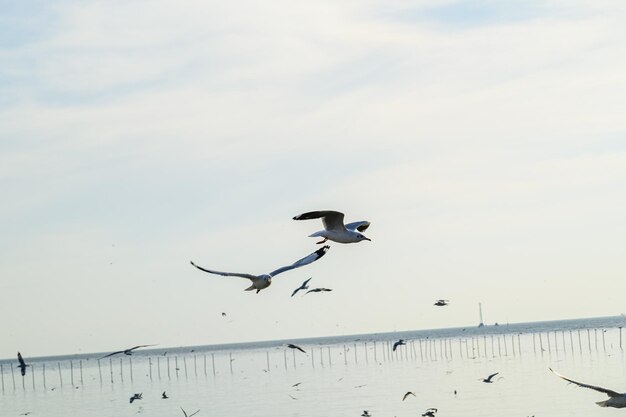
478;302;485;327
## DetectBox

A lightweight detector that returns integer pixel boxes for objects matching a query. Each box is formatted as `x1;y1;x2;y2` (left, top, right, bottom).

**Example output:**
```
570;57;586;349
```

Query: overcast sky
1;0;626;359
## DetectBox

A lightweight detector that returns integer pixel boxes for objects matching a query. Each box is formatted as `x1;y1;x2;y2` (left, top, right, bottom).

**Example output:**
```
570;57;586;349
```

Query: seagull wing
190;261;257;280
99;350;124;359
269;246;329;277
291;287;302;297
127;345;156;352
293;210;346;232
550;368;622;397
17;352;25;367
345;221;370;232
292;277;313;296
486;372;499;381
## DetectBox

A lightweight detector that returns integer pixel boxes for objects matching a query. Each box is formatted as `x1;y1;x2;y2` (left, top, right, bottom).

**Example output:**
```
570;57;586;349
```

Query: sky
1;0;626;359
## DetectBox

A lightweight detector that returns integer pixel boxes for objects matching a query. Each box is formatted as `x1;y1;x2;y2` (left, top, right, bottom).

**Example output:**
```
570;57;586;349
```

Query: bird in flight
162;391;169;399
180;407;200;417
129;393;142;403
305;288;332;295
190;246;329;293
422;408;438;416
393;339;406;351
287;344;306;353
17;352;30;376
550;367;626;408
402;391;416;401
482;372;499;383
291;277;312;297
434;299;449;306
293;210;371;244
100;345;156;360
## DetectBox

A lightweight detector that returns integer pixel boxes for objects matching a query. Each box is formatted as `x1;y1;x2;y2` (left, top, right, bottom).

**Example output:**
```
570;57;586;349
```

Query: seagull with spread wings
291;277;312;297
191;246;329;293
287;344;306;353
293;210;371;244
99;345;156;360
305;288;332;295
393;339;406;351
550;367;626;408
481;372;500;383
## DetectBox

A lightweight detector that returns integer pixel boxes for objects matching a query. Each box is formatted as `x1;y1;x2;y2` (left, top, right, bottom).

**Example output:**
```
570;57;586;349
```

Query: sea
2;315;626;417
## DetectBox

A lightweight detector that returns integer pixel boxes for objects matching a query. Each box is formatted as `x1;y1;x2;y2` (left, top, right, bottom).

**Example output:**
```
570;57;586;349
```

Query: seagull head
357;233;371;242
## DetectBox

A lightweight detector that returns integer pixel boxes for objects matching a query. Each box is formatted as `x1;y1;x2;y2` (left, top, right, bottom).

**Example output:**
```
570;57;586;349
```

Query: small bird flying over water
190;246;329;293
162;391;169;399
361;411;371;417
100;345;156;360
402;391;416;401
129;393;142;403
305;288;332;295
287;344;306;353
17;352;30;376
422;408;438;417
482;372;499;383
393;339;406;351
434;299;449;306
550;367;626;408
293;210;371;244
291;277;312;297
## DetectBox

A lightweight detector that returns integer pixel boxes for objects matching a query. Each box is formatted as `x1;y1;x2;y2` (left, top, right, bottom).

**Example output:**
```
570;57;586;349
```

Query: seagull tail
596;400;610;407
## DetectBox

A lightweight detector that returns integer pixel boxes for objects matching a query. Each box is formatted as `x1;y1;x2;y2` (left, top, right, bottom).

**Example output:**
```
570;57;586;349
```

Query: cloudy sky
1;0;626;359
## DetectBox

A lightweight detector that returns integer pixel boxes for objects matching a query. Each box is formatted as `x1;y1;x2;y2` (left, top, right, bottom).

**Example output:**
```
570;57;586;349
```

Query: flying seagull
162;391;169;399
287;344;306;353
17;352;30;376
190;246;329;293
482;372;499;383
403;391;416;401
550;367;626;408
129;393;142;403
293;210;371;244
434;299;449;306
361;411;371;417
291;277;312;297
180;407;200;417
305;288;332;295
422;408;438;417
100;345;156;360
392;339;406;351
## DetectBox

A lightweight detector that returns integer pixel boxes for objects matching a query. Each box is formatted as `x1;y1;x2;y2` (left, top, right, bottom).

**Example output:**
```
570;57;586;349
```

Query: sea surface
2;315;626;417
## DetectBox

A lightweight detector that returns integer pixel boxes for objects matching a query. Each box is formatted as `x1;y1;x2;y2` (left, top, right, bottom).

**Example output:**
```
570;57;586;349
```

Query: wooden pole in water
109;358;113;383
562;331;567;354
21;369;25;390
497;336;502;356
419;339;424;361
532;333;536;353
373;342;378;362
292;350;297;368
343;345;347;365
175;357;179;378
211;354;215;376
364;343;368;363
149;358;153;380
183;356;188;377
31;364;35;390
228;354;232;374
266;352;270;372
167;357;171;379
119;358;123;382
70;361;74;386
58;362;63;387
129;358;133;382
80;360;83;385
602;330;606;351
203;355;207;376
98;360;102;384
518;334;522;355
11;363;16;389
283;350;287;370
594;329;598;350
554;331;558;352
511;335;515;356
569;330;574;352
311;349;315;368
321;347;325;366
538;333;544;353
328;347;332;366
545;332;551;352
354;343;357;363
620;327;623;350
194;355;197;377
587;329;591;351
1;364;4;392
43;363;47;388
157;357;161;379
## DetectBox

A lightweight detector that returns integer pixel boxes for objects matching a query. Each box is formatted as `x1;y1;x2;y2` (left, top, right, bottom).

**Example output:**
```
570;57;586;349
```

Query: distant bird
289;394;298;400
361;411;371;417
422;408;438;417
162;391;169;399
287;344;306;353
550;367;626;408
129;393;142;403
293;210;371;244
392;339;406;351
434;299;449;306
291;277;312;297
221;312;227;317
305;288;332;295
402;391;416;401
180;407;200;417
482;372;499;383
190;246;329;293
17;352;30;376
100;345;156;360
292;382;302;387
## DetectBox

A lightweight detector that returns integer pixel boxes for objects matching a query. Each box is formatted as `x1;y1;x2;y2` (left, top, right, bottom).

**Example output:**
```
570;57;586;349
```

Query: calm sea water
2;315;626;417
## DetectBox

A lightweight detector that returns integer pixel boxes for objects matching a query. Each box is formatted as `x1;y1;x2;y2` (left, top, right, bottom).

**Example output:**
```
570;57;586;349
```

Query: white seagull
293;210;371;244
550;367;626;408
190;246;329;293
291;277;312;297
